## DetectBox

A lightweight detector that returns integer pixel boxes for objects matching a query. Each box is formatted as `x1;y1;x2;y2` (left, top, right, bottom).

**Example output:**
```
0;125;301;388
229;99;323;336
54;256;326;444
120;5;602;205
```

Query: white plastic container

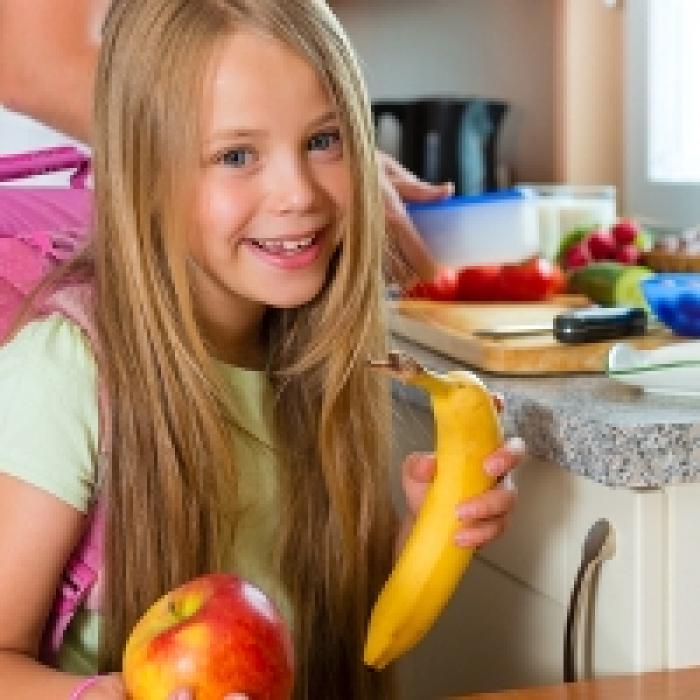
518;184;617;260
407;189;539;267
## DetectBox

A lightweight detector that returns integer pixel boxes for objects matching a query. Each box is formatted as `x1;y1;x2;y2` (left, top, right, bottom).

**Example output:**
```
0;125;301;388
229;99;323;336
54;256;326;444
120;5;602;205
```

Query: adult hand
378;151;453;287
399;430;524;553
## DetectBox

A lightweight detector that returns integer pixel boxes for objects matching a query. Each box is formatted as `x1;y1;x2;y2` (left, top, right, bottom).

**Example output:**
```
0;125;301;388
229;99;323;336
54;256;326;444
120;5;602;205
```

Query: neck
203;312;267;368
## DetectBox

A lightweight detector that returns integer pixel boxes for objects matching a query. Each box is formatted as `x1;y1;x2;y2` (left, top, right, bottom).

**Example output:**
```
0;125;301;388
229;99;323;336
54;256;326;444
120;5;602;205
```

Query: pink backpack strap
0;146;90;186
36;284;110;666
39;499;106;663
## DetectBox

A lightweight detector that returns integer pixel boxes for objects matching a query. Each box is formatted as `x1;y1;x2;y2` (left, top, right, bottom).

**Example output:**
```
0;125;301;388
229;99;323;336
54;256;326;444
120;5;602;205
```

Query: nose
266;152;318;214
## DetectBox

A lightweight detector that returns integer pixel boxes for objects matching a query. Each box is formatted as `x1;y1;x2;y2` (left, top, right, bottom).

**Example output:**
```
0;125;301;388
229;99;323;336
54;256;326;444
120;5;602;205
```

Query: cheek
193;177;252;251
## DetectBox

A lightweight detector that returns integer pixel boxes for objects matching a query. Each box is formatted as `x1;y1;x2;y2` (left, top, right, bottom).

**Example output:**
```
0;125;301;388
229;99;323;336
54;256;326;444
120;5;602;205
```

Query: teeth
250;235;316;253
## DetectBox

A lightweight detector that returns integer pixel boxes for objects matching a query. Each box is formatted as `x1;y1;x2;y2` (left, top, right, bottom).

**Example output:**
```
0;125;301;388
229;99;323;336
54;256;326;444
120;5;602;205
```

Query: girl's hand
78;677;250;699
400;435;525;552
378;151;452;286
167;690;249;700
81;673;126;698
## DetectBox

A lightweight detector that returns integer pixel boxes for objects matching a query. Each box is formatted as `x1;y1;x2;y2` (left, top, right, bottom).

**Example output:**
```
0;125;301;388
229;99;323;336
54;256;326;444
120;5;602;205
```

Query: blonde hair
90;1;396;696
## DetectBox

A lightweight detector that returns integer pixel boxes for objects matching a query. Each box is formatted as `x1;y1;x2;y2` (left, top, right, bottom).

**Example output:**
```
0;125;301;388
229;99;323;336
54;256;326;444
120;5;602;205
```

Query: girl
0;1;521;698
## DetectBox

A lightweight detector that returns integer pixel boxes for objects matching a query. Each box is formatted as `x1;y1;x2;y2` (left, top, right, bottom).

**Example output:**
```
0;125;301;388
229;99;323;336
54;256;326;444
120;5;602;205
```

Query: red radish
586;228;616;260
611;219;639;245
614;243;641;264
563;241;591;269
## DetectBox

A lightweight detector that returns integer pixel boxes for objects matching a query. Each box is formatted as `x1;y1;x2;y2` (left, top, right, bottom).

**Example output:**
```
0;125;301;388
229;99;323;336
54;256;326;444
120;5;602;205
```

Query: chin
263;280;328;310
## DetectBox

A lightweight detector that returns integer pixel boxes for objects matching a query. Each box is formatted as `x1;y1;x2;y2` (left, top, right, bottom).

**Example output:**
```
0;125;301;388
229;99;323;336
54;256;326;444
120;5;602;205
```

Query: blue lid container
642;274;700;337
405;188;539;267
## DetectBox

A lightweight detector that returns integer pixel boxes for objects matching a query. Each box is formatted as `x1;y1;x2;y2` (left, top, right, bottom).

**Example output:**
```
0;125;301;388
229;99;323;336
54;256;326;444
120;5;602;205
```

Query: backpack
0;146;105;665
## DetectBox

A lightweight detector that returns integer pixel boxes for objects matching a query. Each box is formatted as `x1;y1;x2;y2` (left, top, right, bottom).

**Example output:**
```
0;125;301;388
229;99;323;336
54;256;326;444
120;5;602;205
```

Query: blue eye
309;130;341;152
219;147;256;168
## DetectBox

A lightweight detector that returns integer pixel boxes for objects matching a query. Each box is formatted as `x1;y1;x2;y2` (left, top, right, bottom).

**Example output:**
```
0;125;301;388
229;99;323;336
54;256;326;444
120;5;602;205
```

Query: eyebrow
206;110;339;145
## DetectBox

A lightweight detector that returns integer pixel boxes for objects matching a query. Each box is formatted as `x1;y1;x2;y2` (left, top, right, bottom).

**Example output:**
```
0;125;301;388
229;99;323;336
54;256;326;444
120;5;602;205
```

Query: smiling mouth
246;231;322;254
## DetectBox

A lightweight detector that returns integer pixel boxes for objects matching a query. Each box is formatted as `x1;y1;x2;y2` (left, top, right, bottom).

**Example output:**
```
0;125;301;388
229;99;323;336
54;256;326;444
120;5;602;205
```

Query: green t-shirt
0;314;291;673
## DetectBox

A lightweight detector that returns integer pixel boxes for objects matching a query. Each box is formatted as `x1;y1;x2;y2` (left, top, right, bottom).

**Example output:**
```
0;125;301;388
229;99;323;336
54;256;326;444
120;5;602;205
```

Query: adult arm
0;0;108;143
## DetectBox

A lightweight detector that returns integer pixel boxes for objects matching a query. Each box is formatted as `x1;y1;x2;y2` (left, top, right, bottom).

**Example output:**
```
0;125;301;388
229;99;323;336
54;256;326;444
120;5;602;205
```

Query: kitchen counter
390;335;700;699
455;666;700;699
391;335;700;488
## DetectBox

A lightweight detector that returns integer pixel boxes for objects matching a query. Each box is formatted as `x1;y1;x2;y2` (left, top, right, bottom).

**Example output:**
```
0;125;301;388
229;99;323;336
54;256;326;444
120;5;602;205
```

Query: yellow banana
364;352;503;670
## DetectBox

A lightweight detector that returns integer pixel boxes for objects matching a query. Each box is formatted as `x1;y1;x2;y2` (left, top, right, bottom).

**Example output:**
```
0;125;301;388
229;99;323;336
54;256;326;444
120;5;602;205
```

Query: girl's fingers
483;436;527;479
167;691;249;700
454;515;508;548
401;452;437;517
168;691;194;700
455;482;518;524
402;451;436;483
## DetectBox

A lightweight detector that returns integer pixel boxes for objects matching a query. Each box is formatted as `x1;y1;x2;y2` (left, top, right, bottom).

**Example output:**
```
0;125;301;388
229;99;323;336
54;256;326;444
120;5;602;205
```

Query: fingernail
456;502;478;520
443;181;455;195
506;436;526;454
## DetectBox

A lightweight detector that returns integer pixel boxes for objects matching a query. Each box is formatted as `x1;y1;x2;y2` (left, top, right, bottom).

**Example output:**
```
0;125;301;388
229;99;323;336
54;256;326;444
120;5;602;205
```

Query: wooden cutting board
389;296;675;375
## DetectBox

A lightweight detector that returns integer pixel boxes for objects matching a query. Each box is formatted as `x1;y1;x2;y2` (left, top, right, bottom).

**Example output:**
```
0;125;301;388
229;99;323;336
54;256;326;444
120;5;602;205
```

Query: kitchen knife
474;306;650;344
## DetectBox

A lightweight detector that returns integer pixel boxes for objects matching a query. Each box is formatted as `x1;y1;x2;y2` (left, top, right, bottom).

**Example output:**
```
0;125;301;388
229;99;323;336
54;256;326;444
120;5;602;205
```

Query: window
625;0;700;227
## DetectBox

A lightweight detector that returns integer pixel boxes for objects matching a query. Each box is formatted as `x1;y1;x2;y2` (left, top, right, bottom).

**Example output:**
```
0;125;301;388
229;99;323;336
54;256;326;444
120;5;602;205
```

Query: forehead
202;28;334;133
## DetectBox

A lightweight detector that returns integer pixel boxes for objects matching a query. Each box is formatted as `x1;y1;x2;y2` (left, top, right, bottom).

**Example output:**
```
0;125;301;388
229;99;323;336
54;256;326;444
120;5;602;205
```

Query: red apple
586;228;616;260
123;574;294;700
611;219;639;245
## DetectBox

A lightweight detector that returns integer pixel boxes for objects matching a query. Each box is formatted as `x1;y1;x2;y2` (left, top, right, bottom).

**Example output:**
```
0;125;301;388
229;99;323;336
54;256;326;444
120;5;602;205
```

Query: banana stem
368;352;448;395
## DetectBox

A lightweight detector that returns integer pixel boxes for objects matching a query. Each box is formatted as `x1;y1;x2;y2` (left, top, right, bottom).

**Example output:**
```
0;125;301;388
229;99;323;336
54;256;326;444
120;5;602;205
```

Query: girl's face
190;29;351;328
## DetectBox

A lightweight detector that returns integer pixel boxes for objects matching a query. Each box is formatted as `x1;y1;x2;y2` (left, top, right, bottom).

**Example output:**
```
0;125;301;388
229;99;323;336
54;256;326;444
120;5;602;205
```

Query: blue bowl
642;274;700;337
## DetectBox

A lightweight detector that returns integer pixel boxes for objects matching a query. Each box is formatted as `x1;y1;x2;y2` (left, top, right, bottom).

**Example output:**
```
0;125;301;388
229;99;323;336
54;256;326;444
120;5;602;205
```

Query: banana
364;352;503;670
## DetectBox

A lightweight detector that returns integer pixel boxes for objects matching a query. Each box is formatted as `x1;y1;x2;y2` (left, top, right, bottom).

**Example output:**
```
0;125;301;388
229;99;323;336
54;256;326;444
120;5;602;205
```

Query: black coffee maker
372;97;509;196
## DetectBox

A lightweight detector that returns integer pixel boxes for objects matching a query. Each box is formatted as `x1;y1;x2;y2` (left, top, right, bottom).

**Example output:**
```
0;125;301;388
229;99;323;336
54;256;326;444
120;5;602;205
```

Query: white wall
331;0;557;183
0;106;86;185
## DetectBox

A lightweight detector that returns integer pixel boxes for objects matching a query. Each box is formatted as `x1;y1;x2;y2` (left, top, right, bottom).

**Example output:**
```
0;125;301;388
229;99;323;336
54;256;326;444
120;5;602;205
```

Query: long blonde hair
90;1;396;696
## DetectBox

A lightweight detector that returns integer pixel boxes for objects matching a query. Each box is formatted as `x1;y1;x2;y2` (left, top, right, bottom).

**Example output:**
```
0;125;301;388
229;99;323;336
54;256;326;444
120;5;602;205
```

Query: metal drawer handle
564;518;616;683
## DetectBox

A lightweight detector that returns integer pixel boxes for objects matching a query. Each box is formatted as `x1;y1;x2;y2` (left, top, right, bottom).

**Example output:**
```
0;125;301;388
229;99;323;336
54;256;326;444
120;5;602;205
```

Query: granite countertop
391;336;700;489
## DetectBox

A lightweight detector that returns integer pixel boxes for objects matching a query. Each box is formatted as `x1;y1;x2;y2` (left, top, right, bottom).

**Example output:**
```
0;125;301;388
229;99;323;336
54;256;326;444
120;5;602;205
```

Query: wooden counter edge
451;666;700;699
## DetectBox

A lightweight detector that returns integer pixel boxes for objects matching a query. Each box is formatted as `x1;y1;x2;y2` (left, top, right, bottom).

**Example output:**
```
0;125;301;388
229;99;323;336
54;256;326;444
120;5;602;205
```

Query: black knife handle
554;306;648;344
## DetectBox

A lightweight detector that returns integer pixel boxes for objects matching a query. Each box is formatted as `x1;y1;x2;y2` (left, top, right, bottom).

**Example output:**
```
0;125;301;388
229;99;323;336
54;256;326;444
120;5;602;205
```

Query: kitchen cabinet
388;337;700;699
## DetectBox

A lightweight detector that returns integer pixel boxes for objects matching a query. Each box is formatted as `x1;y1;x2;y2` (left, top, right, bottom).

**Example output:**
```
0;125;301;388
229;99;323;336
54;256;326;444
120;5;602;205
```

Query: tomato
499;257;566;301
405;258;565;303
403;267;458;301
455;265;504;301
429;267;459;301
